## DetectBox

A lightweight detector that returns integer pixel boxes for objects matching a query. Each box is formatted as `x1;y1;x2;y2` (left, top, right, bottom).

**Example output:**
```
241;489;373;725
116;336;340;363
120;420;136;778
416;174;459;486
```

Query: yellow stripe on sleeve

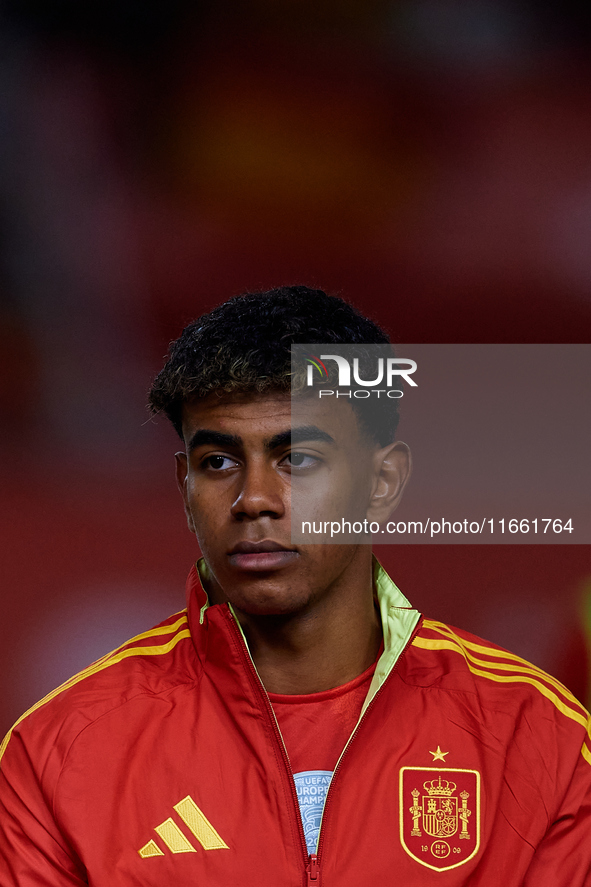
412;635;591;737
420;620;589;712
0;617;191;761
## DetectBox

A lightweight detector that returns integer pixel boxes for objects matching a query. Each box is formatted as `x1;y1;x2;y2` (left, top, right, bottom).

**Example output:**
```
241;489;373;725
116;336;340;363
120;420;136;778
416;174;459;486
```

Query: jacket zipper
226;608;313;882
313;675;389;867
227;604;421;886
306;853;320;884
313;618;422;867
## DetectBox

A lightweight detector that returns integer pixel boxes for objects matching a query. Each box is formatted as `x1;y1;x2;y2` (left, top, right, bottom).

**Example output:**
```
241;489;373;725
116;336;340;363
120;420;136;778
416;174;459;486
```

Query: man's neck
234;554;382;695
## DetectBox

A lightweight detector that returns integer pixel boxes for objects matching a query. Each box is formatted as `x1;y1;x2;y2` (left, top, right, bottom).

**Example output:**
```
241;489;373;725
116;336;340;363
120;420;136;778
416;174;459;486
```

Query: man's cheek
191;513;214;549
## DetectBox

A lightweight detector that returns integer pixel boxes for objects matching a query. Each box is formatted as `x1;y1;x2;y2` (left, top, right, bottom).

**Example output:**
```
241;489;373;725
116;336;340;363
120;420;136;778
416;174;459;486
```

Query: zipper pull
307;854;320;885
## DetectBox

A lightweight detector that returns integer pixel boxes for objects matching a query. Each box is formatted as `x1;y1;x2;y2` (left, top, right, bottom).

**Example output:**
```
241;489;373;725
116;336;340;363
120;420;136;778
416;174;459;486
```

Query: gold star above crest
430;745;449;762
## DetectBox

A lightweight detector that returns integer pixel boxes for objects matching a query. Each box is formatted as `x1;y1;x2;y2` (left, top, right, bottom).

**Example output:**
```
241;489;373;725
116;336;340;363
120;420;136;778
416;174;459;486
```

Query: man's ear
175;452;197;534
366;441;411;525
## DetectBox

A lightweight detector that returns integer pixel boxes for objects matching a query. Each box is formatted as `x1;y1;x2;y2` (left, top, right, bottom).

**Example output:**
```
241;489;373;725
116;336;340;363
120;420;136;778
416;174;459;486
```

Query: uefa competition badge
399;768;481;871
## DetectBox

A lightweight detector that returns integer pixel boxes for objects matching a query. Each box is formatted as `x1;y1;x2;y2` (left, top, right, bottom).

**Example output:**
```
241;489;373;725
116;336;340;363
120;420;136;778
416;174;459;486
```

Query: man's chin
230;591;310;620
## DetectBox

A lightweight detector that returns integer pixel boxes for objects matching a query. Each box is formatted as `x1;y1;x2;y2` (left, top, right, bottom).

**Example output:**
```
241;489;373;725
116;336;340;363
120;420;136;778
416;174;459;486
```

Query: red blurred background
1;0;590;735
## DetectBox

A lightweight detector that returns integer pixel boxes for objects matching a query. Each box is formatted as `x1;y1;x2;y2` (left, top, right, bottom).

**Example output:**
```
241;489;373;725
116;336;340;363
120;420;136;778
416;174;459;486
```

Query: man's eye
286;452;317;469
203;455;236;470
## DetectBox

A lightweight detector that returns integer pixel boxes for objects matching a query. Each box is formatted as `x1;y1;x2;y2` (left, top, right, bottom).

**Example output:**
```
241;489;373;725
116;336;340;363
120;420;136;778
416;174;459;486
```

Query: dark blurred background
1;0;590;735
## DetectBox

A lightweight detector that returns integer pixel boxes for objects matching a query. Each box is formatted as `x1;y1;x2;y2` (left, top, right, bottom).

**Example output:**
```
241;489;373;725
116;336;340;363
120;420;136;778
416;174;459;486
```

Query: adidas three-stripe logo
139;795;229;857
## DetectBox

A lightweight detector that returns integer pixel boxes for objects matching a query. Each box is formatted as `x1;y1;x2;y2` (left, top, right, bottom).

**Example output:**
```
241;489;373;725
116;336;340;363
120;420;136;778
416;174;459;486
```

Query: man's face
175;390;407;618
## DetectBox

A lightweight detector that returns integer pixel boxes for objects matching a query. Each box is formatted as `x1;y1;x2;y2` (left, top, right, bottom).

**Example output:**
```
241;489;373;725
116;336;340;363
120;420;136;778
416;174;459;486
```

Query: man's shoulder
1;609;196;765
405;616;590;733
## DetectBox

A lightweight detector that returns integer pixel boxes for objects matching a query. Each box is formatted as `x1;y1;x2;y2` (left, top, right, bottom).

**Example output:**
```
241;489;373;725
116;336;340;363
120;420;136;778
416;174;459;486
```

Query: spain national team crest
399;767;481;872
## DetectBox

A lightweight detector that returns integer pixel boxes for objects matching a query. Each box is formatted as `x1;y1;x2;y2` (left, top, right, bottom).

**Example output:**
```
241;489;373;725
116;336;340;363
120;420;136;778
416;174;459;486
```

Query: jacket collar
185;556;421;705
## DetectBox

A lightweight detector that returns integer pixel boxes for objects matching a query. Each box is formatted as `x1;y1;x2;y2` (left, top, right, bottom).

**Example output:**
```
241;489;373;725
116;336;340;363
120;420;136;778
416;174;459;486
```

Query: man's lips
228;541;299;571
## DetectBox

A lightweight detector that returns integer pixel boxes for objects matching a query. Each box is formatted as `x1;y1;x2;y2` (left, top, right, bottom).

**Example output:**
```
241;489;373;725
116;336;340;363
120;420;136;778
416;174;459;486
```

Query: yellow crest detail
399;767;480;872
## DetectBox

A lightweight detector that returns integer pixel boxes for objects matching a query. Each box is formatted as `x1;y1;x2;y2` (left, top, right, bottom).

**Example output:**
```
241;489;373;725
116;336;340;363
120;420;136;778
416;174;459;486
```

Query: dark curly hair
148;285;399;445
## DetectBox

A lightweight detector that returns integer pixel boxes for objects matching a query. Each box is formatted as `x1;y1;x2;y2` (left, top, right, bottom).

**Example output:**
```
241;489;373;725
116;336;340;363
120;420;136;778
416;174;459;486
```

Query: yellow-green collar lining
197;558;211;625
364;557;421;714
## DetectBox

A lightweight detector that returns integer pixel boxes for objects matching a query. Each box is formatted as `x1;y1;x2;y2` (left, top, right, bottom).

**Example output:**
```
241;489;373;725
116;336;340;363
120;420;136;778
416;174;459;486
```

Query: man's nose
230;462;286;520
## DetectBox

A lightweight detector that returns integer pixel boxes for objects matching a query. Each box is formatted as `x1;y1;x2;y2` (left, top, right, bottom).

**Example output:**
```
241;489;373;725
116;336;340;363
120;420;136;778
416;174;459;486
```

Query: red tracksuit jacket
1;560;590;885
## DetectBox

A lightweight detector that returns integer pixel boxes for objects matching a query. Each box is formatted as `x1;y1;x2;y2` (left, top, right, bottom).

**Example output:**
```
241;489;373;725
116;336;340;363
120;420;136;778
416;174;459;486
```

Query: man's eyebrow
266;426;336;450
187;429;242;453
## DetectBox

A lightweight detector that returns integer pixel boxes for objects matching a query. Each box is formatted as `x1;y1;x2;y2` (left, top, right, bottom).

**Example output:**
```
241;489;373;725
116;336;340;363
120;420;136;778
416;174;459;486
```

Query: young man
0;286;590;886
